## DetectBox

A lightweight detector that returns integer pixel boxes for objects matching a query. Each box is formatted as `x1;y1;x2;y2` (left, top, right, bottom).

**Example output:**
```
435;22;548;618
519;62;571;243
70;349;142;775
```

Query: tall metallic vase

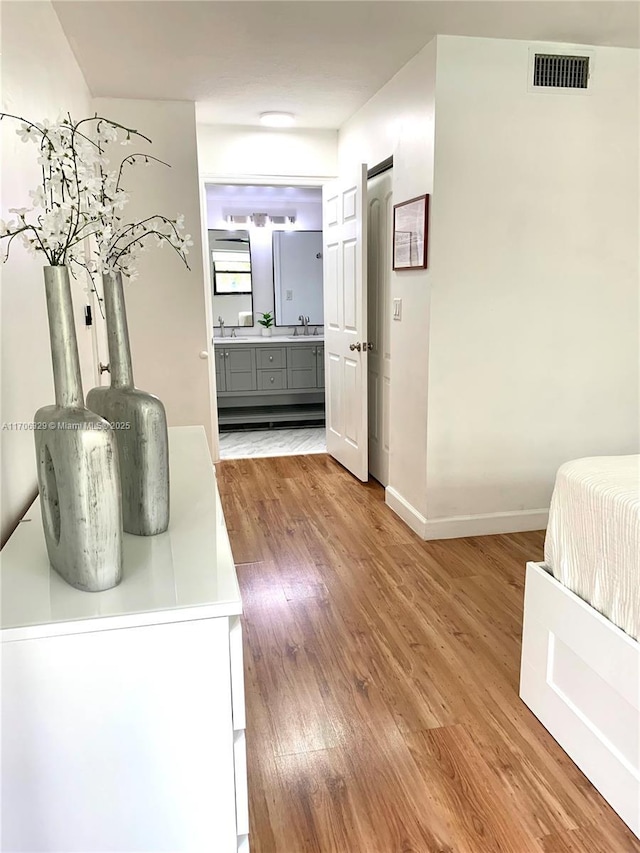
36;266;123;592
87;272;169;536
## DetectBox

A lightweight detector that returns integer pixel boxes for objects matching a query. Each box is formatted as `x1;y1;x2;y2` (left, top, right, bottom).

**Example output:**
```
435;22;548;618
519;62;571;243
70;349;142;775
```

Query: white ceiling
53;1;639;129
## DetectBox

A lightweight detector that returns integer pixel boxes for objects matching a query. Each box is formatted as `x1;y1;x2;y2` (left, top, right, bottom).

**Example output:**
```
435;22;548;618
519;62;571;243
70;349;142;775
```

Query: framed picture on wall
392;194;429;270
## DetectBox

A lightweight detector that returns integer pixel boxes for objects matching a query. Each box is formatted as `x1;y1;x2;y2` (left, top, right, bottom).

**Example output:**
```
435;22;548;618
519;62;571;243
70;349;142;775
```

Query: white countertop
0;426;242;641
213;334;324;344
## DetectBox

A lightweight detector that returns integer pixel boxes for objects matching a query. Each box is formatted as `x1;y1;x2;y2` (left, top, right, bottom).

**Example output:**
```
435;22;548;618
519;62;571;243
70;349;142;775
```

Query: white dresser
1;426;248;853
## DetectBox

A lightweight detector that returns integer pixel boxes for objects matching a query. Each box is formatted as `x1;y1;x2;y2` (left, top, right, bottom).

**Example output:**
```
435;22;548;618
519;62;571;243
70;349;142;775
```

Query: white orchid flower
8;207;30;220
16;123;38;143
29;186;46;208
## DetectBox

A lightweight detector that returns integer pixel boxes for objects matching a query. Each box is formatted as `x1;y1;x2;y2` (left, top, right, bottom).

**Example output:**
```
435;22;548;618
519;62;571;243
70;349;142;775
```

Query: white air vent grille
533;54;590;89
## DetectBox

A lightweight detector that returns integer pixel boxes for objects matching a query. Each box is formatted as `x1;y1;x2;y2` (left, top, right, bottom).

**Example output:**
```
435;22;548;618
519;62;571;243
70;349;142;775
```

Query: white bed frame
520;562;640;838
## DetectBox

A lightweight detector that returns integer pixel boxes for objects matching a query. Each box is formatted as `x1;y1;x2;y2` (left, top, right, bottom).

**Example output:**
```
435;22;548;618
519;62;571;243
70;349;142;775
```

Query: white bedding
544;455;640;640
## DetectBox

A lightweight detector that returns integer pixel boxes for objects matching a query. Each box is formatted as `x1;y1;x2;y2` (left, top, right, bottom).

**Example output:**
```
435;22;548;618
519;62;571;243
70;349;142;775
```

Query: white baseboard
385;487;548;540
423;508;549;540
385;487;427;537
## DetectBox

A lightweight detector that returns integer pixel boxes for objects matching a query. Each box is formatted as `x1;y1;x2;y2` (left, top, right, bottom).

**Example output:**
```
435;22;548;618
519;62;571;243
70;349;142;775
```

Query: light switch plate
393;298;402;320
286;290;293;301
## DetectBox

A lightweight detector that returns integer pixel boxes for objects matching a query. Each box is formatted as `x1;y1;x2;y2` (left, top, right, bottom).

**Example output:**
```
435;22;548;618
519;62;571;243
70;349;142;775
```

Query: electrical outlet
393;298;402;320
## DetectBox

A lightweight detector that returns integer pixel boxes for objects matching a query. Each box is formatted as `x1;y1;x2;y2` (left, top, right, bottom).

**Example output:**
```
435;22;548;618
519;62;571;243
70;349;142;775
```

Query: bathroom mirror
272;230;324;326
209;229;254;328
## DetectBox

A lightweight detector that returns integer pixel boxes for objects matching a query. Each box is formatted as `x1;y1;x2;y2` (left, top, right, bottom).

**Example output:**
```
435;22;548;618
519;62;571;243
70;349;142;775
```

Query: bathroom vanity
214;335;325;426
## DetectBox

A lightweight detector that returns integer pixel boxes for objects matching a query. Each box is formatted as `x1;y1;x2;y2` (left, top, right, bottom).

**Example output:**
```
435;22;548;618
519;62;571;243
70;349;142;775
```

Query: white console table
1;426;248;853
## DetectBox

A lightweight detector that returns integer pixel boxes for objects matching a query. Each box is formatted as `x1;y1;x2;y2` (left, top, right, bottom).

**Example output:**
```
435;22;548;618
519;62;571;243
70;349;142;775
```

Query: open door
322;165;369;481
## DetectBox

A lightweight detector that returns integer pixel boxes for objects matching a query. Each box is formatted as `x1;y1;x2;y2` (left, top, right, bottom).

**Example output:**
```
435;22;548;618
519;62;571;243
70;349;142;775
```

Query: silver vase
35;266;123;592
87;272;169;536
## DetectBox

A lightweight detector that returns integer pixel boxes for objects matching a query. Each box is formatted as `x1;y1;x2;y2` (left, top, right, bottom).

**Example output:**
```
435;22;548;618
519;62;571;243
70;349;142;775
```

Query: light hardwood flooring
216;453;639;853
219;427;326;460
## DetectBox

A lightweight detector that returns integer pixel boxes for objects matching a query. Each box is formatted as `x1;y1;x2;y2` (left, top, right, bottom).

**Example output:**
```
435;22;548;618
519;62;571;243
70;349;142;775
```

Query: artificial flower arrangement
0;112;195;591
0;112;193;287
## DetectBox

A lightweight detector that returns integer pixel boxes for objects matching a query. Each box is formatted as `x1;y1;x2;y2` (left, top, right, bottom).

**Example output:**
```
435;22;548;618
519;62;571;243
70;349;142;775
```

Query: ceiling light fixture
259;111;296;128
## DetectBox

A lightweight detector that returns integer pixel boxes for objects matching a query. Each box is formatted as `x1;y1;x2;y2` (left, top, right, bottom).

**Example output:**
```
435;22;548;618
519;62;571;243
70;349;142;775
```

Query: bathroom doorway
202;180;328;461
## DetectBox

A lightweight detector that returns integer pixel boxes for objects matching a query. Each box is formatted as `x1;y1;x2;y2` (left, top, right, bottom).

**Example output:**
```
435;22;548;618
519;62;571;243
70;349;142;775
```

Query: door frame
198;172;337;461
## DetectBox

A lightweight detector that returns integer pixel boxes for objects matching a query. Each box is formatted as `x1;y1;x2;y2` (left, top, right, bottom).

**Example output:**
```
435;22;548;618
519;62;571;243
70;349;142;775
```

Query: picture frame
392;194;429;270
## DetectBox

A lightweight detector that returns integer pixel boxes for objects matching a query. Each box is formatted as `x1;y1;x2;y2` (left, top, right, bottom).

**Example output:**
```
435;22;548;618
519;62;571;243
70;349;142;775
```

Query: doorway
367;166;393;486
203;181;328;461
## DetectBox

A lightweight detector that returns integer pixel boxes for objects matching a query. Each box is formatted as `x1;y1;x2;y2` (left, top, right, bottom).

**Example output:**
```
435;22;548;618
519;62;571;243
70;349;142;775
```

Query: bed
520;455;640;838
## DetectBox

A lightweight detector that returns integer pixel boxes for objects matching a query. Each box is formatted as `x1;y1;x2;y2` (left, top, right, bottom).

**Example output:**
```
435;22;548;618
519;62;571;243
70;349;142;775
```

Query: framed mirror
208;229;254;327
272;230;324;326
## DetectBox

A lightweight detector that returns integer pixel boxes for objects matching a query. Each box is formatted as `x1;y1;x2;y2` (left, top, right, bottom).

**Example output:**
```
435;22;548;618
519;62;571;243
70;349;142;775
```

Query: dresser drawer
256;347;286;369
257;369;287;390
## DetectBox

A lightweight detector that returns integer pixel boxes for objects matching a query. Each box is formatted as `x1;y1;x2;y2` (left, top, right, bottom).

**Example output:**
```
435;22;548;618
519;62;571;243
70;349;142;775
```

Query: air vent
533;54;590;89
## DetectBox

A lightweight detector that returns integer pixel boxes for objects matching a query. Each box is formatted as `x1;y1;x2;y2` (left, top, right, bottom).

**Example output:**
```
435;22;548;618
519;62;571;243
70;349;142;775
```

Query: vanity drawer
257;369;287;391
256;347;286;370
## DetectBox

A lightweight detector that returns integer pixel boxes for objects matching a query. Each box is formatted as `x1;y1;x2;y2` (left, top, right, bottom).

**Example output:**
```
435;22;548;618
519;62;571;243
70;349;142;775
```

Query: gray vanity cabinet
216;347;257;393
315;346;324;388
287;345;325;390
215;349;226;392
215;340;325;427
287;345;317;389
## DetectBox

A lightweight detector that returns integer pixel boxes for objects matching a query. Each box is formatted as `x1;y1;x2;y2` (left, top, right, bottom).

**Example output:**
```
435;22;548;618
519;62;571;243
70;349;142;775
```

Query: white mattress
544;455;640;640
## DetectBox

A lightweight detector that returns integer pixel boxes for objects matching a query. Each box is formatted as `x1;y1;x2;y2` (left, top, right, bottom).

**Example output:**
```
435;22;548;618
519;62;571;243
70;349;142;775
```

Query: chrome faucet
298;314;310;335
230;328;236;338
218;316;225;338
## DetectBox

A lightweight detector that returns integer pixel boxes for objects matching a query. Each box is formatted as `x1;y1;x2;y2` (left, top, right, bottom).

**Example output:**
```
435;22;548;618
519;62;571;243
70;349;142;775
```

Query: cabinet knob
269;355;273;362
225;352;229;358
270;376;275;383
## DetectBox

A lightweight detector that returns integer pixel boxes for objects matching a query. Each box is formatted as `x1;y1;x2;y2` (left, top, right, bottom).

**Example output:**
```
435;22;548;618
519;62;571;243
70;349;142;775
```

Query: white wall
206;191;322;334
197;125;338;179
339;39;437;526
0;1;95;544
426;37;639;533
93;98;213;446
340;35;639;539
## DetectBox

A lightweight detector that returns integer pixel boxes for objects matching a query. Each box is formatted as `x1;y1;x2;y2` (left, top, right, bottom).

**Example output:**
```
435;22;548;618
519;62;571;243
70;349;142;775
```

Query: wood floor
216;453;639;853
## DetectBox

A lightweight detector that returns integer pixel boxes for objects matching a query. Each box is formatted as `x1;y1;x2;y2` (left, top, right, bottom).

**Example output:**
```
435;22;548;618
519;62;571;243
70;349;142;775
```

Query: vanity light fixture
269;215;297;227
224;214;249;230
223;212;297;229
259;111;296;128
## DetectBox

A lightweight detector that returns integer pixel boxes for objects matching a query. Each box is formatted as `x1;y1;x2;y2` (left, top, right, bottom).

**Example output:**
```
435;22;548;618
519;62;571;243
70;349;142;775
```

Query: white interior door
367;169;393;486
323;165;368;481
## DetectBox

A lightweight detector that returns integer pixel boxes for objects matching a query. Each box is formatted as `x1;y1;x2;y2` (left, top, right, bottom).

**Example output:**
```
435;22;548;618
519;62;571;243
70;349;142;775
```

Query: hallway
216;453;639;853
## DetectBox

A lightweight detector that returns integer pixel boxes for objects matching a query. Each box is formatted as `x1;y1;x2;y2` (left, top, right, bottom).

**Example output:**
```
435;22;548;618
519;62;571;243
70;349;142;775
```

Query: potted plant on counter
258;311;274;337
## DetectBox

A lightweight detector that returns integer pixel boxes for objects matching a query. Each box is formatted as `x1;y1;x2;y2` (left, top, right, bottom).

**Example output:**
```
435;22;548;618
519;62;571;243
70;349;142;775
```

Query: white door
323;165;369;481
367;169;393;486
